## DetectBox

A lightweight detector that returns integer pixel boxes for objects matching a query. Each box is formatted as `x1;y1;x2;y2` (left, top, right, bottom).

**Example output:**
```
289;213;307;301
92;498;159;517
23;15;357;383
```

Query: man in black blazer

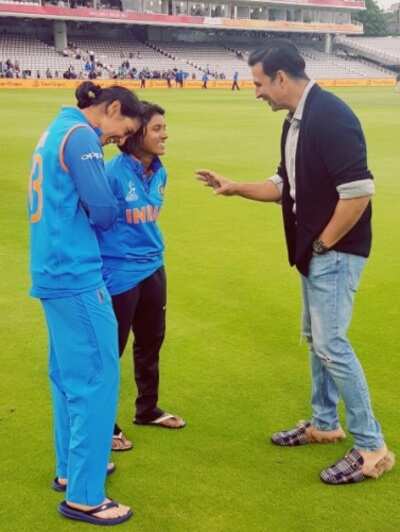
197;40;394;485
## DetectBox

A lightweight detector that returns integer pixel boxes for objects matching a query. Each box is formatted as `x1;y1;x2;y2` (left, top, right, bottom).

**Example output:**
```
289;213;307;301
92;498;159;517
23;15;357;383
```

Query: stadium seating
335;36;400;67
0;33;84;77
72;37;196;75
300;46;393;79
233;44;393;79
147;42;251;79
0;32;395;80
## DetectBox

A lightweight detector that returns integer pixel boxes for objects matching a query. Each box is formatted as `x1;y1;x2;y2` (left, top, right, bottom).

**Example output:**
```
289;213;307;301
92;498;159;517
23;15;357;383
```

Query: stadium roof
0;3;364;34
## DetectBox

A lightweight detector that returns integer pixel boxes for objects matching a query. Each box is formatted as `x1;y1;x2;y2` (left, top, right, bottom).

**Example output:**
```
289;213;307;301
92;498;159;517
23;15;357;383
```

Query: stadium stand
146;42;250;79
335;36;400;67
0;33;190;79
0;32;395;80
300;46;393;79
0;0;397;86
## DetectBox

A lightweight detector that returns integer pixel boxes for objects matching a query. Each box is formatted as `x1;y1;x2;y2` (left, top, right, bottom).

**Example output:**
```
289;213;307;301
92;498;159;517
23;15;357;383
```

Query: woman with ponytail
28;81;142;525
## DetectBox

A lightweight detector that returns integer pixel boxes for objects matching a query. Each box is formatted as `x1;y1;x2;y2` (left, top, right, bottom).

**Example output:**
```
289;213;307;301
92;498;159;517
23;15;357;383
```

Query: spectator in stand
36;70;41;79
46;68;53;79
232;71;240;91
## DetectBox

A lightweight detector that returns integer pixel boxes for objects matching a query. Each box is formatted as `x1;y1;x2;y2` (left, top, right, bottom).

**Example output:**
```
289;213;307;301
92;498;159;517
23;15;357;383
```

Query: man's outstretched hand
196;170;237;196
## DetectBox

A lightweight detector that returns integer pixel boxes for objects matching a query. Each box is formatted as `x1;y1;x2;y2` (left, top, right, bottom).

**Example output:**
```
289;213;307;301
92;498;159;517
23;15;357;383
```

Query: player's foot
66;498;131;520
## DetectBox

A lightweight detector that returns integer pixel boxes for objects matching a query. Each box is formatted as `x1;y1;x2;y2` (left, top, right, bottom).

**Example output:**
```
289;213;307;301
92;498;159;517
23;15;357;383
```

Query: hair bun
75;81;102;109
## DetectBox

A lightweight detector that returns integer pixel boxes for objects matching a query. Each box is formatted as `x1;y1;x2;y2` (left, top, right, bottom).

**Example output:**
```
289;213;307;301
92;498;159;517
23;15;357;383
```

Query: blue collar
124;153;163;178
61;106;103;139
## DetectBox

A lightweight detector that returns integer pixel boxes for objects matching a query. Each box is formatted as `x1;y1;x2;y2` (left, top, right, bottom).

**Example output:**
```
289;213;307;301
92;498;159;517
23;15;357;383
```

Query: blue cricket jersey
96;153;167;296
28;106;118;298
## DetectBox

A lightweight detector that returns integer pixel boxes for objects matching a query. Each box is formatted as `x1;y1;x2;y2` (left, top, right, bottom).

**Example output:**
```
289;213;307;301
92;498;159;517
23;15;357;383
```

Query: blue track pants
41;286;119;505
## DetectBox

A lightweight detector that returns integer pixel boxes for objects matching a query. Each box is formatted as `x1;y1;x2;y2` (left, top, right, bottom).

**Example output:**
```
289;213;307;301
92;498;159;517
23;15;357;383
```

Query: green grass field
0;87;399;532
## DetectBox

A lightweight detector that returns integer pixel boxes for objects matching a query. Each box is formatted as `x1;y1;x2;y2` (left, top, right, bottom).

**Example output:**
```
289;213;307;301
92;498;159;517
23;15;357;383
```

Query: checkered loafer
320;449;365;484
271;420;312;447
321;448;395;485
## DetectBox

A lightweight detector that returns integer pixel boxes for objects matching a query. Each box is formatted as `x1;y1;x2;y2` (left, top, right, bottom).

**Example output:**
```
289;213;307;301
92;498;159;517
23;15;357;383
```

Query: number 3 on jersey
29;153;44;224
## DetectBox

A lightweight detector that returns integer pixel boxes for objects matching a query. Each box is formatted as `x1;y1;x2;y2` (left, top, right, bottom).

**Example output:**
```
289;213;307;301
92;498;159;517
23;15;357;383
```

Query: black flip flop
58;500;133;525
52;463;116;492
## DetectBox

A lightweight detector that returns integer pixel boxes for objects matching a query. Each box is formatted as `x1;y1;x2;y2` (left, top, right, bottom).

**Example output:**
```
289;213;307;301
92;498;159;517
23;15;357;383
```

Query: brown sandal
112;432;133;452
136;413;186;429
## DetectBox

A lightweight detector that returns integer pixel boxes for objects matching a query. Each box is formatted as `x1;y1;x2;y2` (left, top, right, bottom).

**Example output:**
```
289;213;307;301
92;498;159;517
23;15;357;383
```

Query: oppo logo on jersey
81;152;103;161
125;206;160;224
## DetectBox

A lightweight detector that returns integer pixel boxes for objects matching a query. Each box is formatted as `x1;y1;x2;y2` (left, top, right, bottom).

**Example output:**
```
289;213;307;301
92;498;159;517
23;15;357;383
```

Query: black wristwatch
312;239;330;255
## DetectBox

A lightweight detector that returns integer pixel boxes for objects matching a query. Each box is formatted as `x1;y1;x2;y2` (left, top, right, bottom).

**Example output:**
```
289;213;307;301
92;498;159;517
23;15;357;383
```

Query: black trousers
231;81;240;90
112;267;166;430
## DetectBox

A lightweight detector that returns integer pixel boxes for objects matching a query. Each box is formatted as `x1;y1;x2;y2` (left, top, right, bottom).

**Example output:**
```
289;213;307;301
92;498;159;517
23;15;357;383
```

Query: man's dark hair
248;39;308;80
119;101;165;154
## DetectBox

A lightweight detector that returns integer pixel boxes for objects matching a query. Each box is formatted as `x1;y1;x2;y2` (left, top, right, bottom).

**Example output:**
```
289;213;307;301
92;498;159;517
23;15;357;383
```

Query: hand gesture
196;169;237;196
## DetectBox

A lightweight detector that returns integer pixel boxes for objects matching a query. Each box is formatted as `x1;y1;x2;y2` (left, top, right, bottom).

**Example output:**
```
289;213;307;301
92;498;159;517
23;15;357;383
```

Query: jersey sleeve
104;159;121;196
63;126;118;230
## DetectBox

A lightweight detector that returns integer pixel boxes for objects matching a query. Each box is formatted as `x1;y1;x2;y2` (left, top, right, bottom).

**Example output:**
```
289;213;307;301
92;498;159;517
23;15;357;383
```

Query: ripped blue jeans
301;250;384;451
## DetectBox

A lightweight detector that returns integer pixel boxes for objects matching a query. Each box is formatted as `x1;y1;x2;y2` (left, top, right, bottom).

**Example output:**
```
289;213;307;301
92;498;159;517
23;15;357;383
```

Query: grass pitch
0;87;399;532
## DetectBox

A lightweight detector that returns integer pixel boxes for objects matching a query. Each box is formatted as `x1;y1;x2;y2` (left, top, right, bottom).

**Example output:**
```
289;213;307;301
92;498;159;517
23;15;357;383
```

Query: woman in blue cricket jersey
28;81;143;525
96;102;185;452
